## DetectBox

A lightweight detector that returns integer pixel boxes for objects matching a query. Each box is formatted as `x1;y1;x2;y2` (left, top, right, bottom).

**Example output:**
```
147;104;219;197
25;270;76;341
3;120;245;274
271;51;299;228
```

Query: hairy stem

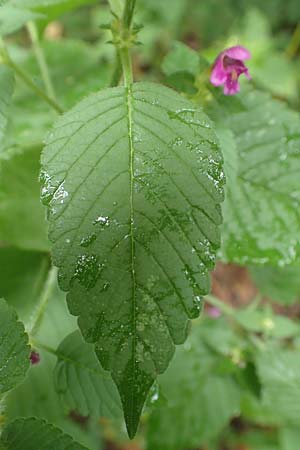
110;48;123;86
27;21;57;100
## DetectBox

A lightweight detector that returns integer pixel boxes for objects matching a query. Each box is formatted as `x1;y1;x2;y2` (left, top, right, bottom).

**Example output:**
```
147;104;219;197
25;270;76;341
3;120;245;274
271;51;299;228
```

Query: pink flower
206;306;221;318
30;350;40;365
210;46;251;95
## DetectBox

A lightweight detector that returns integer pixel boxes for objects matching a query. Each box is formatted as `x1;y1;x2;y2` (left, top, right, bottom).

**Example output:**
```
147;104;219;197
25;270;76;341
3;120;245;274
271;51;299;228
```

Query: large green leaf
147;322;241;450
0;146;49;251
0;299;30;395
218;89;300;266
0;418;89;450
41;81;224;436
0;65;14;149
54;330;122;419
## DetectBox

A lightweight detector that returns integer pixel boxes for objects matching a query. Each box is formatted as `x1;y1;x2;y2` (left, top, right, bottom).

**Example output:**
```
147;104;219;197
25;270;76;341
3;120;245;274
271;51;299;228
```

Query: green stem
0;38;63;114
29;266;58;338
110;48;123;87
27;21;57;100
123;0;136;28
120;45;133;87
9;59;63;113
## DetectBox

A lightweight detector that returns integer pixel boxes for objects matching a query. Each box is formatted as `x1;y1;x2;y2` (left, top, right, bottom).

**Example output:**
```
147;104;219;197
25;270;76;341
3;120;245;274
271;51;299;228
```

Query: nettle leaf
54;330;122;419
0;146;49;251
0;299;30;395
0;65;14;149
0;418;89;450
218;89;300;265
41;82;224;436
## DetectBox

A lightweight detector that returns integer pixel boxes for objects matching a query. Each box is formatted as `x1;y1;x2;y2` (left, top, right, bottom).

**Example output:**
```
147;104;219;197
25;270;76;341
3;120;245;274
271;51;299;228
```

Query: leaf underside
41;81;224;437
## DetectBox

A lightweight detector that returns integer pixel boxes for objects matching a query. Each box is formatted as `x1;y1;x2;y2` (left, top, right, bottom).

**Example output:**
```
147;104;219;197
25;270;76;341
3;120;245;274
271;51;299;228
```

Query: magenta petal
210;58;227;86
224;45;251;61
224;76;240;95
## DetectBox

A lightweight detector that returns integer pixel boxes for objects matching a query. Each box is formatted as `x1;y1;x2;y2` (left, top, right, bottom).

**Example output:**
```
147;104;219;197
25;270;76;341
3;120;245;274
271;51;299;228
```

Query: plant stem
118;0;137;86
0;37;63;114
110;48;123;87
120;45;133;87
10;59;63;113
29;266;58;338
27;21;57;100
123;0;136;28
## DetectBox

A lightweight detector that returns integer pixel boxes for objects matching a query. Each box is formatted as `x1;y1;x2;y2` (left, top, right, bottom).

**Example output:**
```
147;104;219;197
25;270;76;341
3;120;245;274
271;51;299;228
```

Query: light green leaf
0;5;43;36
219;89;300;266
0;146;49;251
10;0;97;19
41;82;224;437
256;347;300;425
0;299;30;395
147;323;241;450
250;265;300;305
0;418;89;450
162;41;200;77
54;330;122;419
0;65;14;149
279;427;300;450
0;248;49;324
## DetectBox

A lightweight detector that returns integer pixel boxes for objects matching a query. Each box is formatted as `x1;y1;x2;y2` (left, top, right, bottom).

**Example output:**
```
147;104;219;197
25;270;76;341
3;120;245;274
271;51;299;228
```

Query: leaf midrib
126;84;137;424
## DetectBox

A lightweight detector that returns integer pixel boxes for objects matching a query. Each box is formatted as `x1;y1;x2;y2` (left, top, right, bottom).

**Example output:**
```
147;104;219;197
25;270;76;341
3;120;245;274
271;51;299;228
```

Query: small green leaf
41;82;224;437
54;330;122;419
162;41;200;77
0;418;89;450
0;65;14;149
0;299;30;395
0;147;49;251
219;89;300;266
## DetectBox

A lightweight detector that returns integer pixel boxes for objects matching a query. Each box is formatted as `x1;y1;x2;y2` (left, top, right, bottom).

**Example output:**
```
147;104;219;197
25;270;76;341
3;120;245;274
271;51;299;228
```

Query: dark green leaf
0;418;89;450
41;82;224;437
0;299;30;395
